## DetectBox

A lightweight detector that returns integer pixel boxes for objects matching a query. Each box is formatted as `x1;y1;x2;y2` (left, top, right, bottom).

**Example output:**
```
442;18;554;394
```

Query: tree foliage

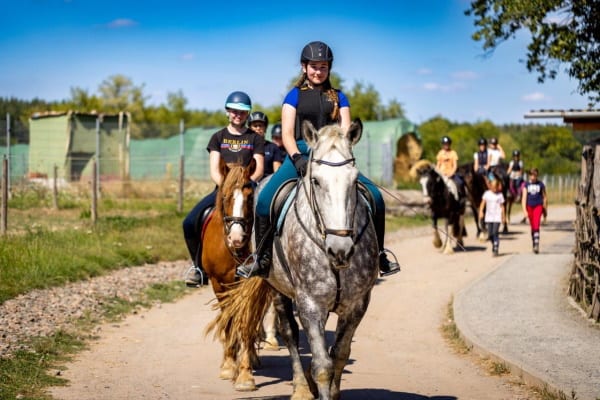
466;0;600;104
418;115;580;174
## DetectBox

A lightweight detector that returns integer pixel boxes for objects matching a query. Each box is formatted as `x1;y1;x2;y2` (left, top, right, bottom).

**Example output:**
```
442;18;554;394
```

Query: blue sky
0;0;591;124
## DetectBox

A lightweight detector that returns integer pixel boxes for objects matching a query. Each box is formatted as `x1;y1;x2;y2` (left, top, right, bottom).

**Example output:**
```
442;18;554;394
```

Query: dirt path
50;206;575;400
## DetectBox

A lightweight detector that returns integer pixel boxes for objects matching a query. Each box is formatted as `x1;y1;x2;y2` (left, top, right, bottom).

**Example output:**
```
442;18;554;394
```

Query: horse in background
411;159;466;254
208;119;380;399
201;158;258;391
457;162;488;240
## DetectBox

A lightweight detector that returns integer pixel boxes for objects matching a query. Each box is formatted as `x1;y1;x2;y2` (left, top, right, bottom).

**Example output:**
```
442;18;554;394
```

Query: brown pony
202;158;257;391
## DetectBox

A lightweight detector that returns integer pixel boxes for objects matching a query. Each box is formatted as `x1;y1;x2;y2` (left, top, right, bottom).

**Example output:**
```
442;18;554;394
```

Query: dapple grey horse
209;119;379;400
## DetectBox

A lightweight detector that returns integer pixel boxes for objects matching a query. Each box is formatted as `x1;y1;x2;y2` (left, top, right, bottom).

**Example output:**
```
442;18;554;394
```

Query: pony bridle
303;151;357;239
222;182;253;247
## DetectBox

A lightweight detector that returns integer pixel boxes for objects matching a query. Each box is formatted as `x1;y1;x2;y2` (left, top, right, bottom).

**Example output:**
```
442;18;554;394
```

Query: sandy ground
50;207;575;400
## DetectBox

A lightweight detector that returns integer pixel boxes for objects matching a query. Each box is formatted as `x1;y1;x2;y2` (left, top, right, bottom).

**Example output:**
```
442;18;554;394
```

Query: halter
295;150;358;247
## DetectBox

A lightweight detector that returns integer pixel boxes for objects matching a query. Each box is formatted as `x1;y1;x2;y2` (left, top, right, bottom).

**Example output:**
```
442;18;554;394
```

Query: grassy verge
0;281;189;400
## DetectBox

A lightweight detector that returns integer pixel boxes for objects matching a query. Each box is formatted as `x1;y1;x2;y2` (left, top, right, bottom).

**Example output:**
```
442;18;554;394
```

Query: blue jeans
182;189;217;264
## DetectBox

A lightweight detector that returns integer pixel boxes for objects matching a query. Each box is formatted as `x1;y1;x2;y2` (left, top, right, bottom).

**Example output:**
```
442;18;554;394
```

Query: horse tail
205;277;273;358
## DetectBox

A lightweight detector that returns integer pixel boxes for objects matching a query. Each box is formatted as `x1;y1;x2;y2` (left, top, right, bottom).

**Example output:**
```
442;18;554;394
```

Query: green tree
69;87;103;112
466;0;600;104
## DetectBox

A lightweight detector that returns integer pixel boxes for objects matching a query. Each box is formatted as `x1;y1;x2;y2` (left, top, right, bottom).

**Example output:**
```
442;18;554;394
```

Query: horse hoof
234;379;257;392
262;339;280;351
219;368;235;380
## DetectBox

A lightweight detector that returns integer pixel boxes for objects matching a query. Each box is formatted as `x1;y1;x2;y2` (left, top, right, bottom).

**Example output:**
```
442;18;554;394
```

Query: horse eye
311;178;320;187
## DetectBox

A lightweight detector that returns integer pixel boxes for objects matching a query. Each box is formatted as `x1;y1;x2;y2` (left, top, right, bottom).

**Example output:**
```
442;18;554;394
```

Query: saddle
268;179;375;235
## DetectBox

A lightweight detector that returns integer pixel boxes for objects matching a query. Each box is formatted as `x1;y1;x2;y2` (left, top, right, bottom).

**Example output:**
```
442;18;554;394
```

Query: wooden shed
28;111;130;182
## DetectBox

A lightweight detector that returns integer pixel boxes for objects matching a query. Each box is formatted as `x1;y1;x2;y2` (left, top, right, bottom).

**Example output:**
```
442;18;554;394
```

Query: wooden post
178;119;184;213
53;164;59;210
91;158;98;224
1;155;7;235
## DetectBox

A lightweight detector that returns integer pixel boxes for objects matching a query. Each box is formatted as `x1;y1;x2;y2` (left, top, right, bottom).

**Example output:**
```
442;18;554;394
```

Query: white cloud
423;81;466;92
452;70;478;80
522;92;549;102
106;18;138;28
417;68;433;75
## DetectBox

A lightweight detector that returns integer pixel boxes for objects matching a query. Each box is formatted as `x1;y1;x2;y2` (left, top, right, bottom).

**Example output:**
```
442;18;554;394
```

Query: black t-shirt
263;140;284;176
206;127;265;165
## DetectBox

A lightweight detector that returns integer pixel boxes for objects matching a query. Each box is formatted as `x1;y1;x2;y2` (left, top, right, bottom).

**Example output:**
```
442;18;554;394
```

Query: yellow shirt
436;149;458;177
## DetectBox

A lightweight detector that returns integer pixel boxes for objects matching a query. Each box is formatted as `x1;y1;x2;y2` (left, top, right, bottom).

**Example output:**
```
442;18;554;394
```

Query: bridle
221;181;254;258
295;150;358;248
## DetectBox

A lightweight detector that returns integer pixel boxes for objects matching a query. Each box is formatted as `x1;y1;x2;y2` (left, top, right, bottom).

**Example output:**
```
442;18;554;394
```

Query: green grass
0;206;188;304
0;281;188;400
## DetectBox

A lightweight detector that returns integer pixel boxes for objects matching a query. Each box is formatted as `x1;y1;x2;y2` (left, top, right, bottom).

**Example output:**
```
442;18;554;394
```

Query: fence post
91;158;97;224
5;113;10;197
53;164;59;210
1;155;7;235
178;119;184;213
95;117;101;199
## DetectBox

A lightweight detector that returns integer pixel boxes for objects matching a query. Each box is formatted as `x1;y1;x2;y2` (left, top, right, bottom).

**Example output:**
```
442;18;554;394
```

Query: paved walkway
454;214;600;400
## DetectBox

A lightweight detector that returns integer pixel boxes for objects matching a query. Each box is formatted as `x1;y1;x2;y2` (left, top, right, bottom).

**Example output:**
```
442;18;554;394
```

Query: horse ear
346;118;362;146
302;120;318;146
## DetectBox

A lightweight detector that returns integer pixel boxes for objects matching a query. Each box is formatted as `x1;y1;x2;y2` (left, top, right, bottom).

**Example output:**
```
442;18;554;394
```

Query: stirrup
184;265;207;287
379;248;401;277
235;254;259;279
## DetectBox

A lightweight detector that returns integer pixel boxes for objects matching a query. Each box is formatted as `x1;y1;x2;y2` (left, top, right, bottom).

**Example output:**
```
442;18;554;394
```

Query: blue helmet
225;91;252;111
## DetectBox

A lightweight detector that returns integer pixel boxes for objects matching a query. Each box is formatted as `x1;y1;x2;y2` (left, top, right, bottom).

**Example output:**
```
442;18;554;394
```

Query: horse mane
409;159;433;179
220;163;247;195
311;124;353;160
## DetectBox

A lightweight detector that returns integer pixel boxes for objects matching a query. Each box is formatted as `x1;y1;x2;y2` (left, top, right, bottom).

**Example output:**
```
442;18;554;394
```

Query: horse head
300;118;362;269
217;158;256;250
410;159;439;205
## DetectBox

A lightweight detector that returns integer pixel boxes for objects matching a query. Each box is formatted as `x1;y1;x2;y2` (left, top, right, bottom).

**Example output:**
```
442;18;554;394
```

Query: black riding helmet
224;91;252;111
490;137;498;145
441;136;452;145
248;111;268;127
271;123;282;138
301;41;334;64
513;149;521;157
478;137;487;146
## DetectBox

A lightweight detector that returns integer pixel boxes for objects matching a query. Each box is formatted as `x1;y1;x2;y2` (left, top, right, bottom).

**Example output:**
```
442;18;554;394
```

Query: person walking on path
183;91;265;287
521;167;548;254
248;111;283;176
236;40;400;279
478;179;506;256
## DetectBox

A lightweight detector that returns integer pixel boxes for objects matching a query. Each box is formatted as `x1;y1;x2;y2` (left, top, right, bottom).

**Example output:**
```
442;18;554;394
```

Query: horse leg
273;293;314;400
219;329;237;380
296;301;334;400
432;217;442;248
262;301;280;351
329;296;370;400
443;218;454;254
233;340;257;391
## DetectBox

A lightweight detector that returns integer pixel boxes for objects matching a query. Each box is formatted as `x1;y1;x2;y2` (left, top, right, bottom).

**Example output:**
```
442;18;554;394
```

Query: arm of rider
250;154;264;183
473;153;479;171
281;104;300;157
339;106;351;130
209;151;223;186
497;144;506;160
521;187;528;216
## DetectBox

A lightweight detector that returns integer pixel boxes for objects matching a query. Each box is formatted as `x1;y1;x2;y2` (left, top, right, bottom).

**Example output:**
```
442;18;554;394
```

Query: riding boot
236;214;273;279
374;210;401;277
184;238;209;287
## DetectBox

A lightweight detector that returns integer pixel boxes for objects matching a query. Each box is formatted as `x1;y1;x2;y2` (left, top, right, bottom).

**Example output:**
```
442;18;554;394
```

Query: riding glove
292;153;308;176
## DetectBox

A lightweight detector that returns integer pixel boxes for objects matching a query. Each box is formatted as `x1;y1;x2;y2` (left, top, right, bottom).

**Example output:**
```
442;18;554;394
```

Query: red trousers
526;204;544;232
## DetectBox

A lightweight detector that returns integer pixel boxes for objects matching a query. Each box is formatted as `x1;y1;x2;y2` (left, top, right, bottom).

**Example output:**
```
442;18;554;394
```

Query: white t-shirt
488;148;503;166
483;190;505;223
